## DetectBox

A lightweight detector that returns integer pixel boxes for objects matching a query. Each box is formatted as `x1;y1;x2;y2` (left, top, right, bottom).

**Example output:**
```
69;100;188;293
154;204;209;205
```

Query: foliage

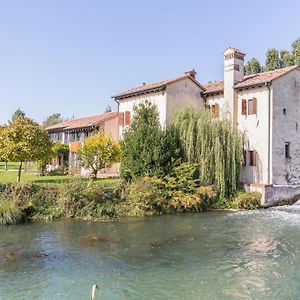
10;108;25;123
213;191;261;209
264;48;280;71
292;38;300;66
42;113;63;128
174;108;243;197
0;125;9;163
244;58;262;75
1;118;52;182
77;131;120;178
120;101;181;181
0;200;24;225
280;50;294;67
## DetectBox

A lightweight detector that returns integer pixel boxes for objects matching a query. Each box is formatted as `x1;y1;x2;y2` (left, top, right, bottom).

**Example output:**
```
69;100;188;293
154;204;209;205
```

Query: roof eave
112;85;167;100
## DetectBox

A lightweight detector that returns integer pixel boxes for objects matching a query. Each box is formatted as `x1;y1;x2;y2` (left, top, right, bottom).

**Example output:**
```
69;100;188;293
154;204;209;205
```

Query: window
285;142;291;159
249;150;257;167
206;103;220;118
241;98;257;116
283;109;286;115
234;64;240;71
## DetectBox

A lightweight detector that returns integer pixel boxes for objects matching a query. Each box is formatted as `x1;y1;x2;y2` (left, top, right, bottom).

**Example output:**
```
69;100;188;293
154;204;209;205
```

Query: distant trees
43;113;63;128
244;38;300;75
77;131;120;179
244;58;262;75
1;118;52;182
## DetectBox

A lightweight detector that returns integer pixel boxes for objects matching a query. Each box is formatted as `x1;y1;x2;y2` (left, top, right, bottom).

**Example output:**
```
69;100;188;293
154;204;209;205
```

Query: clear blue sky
0;0;299;124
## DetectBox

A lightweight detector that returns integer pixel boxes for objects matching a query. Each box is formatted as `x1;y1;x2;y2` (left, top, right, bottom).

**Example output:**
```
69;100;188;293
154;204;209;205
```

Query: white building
112;49;300;205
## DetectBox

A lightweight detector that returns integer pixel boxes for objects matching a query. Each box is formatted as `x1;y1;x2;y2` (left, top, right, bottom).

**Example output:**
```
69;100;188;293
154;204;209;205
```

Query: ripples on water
1;207;300;299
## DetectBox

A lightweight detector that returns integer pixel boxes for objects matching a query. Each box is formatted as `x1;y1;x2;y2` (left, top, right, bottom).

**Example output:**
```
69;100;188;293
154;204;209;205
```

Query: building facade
112;49;300;205
46;112;119;177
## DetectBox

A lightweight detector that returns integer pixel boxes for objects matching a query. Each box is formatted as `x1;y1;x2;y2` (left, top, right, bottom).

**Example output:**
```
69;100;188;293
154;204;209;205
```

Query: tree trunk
4;161;7;171
17;162;22;183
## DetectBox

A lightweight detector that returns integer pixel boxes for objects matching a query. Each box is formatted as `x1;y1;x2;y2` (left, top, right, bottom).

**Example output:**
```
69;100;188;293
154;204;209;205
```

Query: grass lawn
0;162;24;171
0;170;119;186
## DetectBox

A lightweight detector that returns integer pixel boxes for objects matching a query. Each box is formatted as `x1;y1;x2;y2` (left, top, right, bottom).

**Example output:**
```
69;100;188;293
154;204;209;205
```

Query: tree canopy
77;131;120;178
244;58;262;75
42;113;63;128
1;118;52;182
10;108;25;123
120;101;180;181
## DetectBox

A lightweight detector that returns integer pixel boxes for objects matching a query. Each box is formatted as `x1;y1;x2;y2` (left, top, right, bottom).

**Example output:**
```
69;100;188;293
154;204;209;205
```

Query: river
1;206;300;299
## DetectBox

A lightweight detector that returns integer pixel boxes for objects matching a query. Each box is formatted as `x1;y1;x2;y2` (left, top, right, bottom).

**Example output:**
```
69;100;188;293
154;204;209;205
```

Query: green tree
174;108;243;197
3;118;52;182
77;131;120;178
264;48;280;71
292;38;300;66
120;102;180;181
11;108;25;122
244;58;262;75
280;50;294;67
0;125;9;170
42;113;63;128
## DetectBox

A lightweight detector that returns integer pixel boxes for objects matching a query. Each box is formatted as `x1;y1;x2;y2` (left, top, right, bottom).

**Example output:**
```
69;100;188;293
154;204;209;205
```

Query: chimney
185;69;197;78
223;47;245;121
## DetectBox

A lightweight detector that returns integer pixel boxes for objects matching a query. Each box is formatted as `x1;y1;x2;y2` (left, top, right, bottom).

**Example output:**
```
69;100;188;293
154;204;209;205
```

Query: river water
1;207;300;299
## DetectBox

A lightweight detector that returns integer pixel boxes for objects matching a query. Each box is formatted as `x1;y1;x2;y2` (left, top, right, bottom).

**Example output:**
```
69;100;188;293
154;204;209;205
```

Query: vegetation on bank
0;180;261;225
0;102;262;226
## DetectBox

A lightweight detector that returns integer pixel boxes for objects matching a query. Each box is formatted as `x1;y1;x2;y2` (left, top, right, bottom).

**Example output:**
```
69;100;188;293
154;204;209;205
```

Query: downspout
266;82;272;184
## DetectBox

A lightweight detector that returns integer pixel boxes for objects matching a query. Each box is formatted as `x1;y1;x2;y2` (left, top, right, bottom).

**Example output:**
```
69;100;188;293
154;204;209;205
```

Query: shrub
0;200;24;225
232;191;262;209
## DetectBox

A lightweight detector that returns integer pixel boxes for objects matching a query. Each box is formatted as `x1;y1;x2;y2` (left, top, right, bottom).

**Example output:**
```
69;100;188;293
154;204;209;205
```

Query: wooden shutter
243;150;247;166
125;111;131;125
253;97;257;114
215;103;220;117
252;150;257;167
242;99;247;115
119;112;124;126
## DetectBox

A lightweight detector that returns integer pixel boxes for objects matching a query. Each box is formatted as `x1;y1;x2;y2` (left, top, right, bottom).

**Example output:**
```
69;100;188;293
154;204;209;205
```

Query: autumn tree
244;58;262;75
0;125;9;170
43;113;63;128
3;118;52;182
77;131;120;178
264;48;280;71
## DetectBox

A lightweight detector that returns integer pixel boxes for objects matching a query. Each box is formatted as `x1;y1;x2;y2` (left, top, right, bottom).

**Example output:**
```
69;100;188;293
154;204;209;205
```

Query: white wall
272;69;300;185
118;90;167;128
166;78;204;123
237;87;270;184
205;94;225;117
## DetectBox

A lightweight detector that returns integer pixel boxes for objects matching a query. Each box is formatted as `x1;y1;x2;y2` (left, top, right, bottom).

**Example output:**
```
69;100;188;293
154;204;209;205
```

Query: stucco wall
104;116;119;141
118;91;167;127
166;78;204;123
205;93;225;117
272;69;300;185
237;87;270;184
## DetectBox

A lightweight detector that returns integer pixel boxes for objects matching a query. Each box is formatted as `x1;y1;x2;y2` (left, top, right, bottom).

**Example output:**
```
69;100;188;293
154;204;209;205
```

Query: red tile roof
203;80;224;94
112;70;205;99
203;65;300;95
46;112;119;131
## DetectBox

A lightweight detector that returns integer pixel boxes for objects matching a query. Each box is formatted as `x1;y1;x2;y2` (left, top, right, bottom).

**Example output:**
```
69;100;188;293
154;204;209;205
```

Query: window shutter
252;150;257;167
215;103;220;117
253;97;257;114
119;112;124;126
125;111;131;125
243;150;247;166
242;99;247;115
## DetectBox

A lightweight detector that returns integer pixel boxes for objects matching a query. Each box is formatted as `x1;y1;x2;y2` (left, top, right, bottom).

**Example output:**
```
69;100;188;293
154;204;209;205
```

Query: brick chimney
185;69;197;78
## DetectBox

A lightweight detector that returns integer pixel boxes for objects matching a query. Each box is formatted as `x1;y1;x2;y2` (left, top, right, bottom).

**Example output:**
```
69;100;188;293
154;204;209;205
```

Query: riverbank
0;180;261;225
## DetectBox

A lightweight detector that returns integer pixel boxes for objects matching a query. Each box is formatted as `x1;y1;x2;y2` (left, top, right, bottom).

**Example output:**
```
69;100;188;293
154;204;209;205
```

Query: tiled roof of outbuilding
46;112;118;131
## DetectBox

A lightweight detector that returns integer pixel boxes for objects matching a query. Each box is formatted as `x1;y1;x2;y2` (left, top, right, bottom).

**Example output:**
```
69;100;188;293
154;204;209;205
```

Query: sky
0;0;300;124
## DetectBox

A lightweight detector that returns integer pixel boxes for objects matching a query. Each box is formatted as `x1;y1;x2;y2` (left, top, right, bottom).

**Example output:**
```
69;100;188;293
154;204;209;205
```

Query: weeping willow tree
174;108;243;197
